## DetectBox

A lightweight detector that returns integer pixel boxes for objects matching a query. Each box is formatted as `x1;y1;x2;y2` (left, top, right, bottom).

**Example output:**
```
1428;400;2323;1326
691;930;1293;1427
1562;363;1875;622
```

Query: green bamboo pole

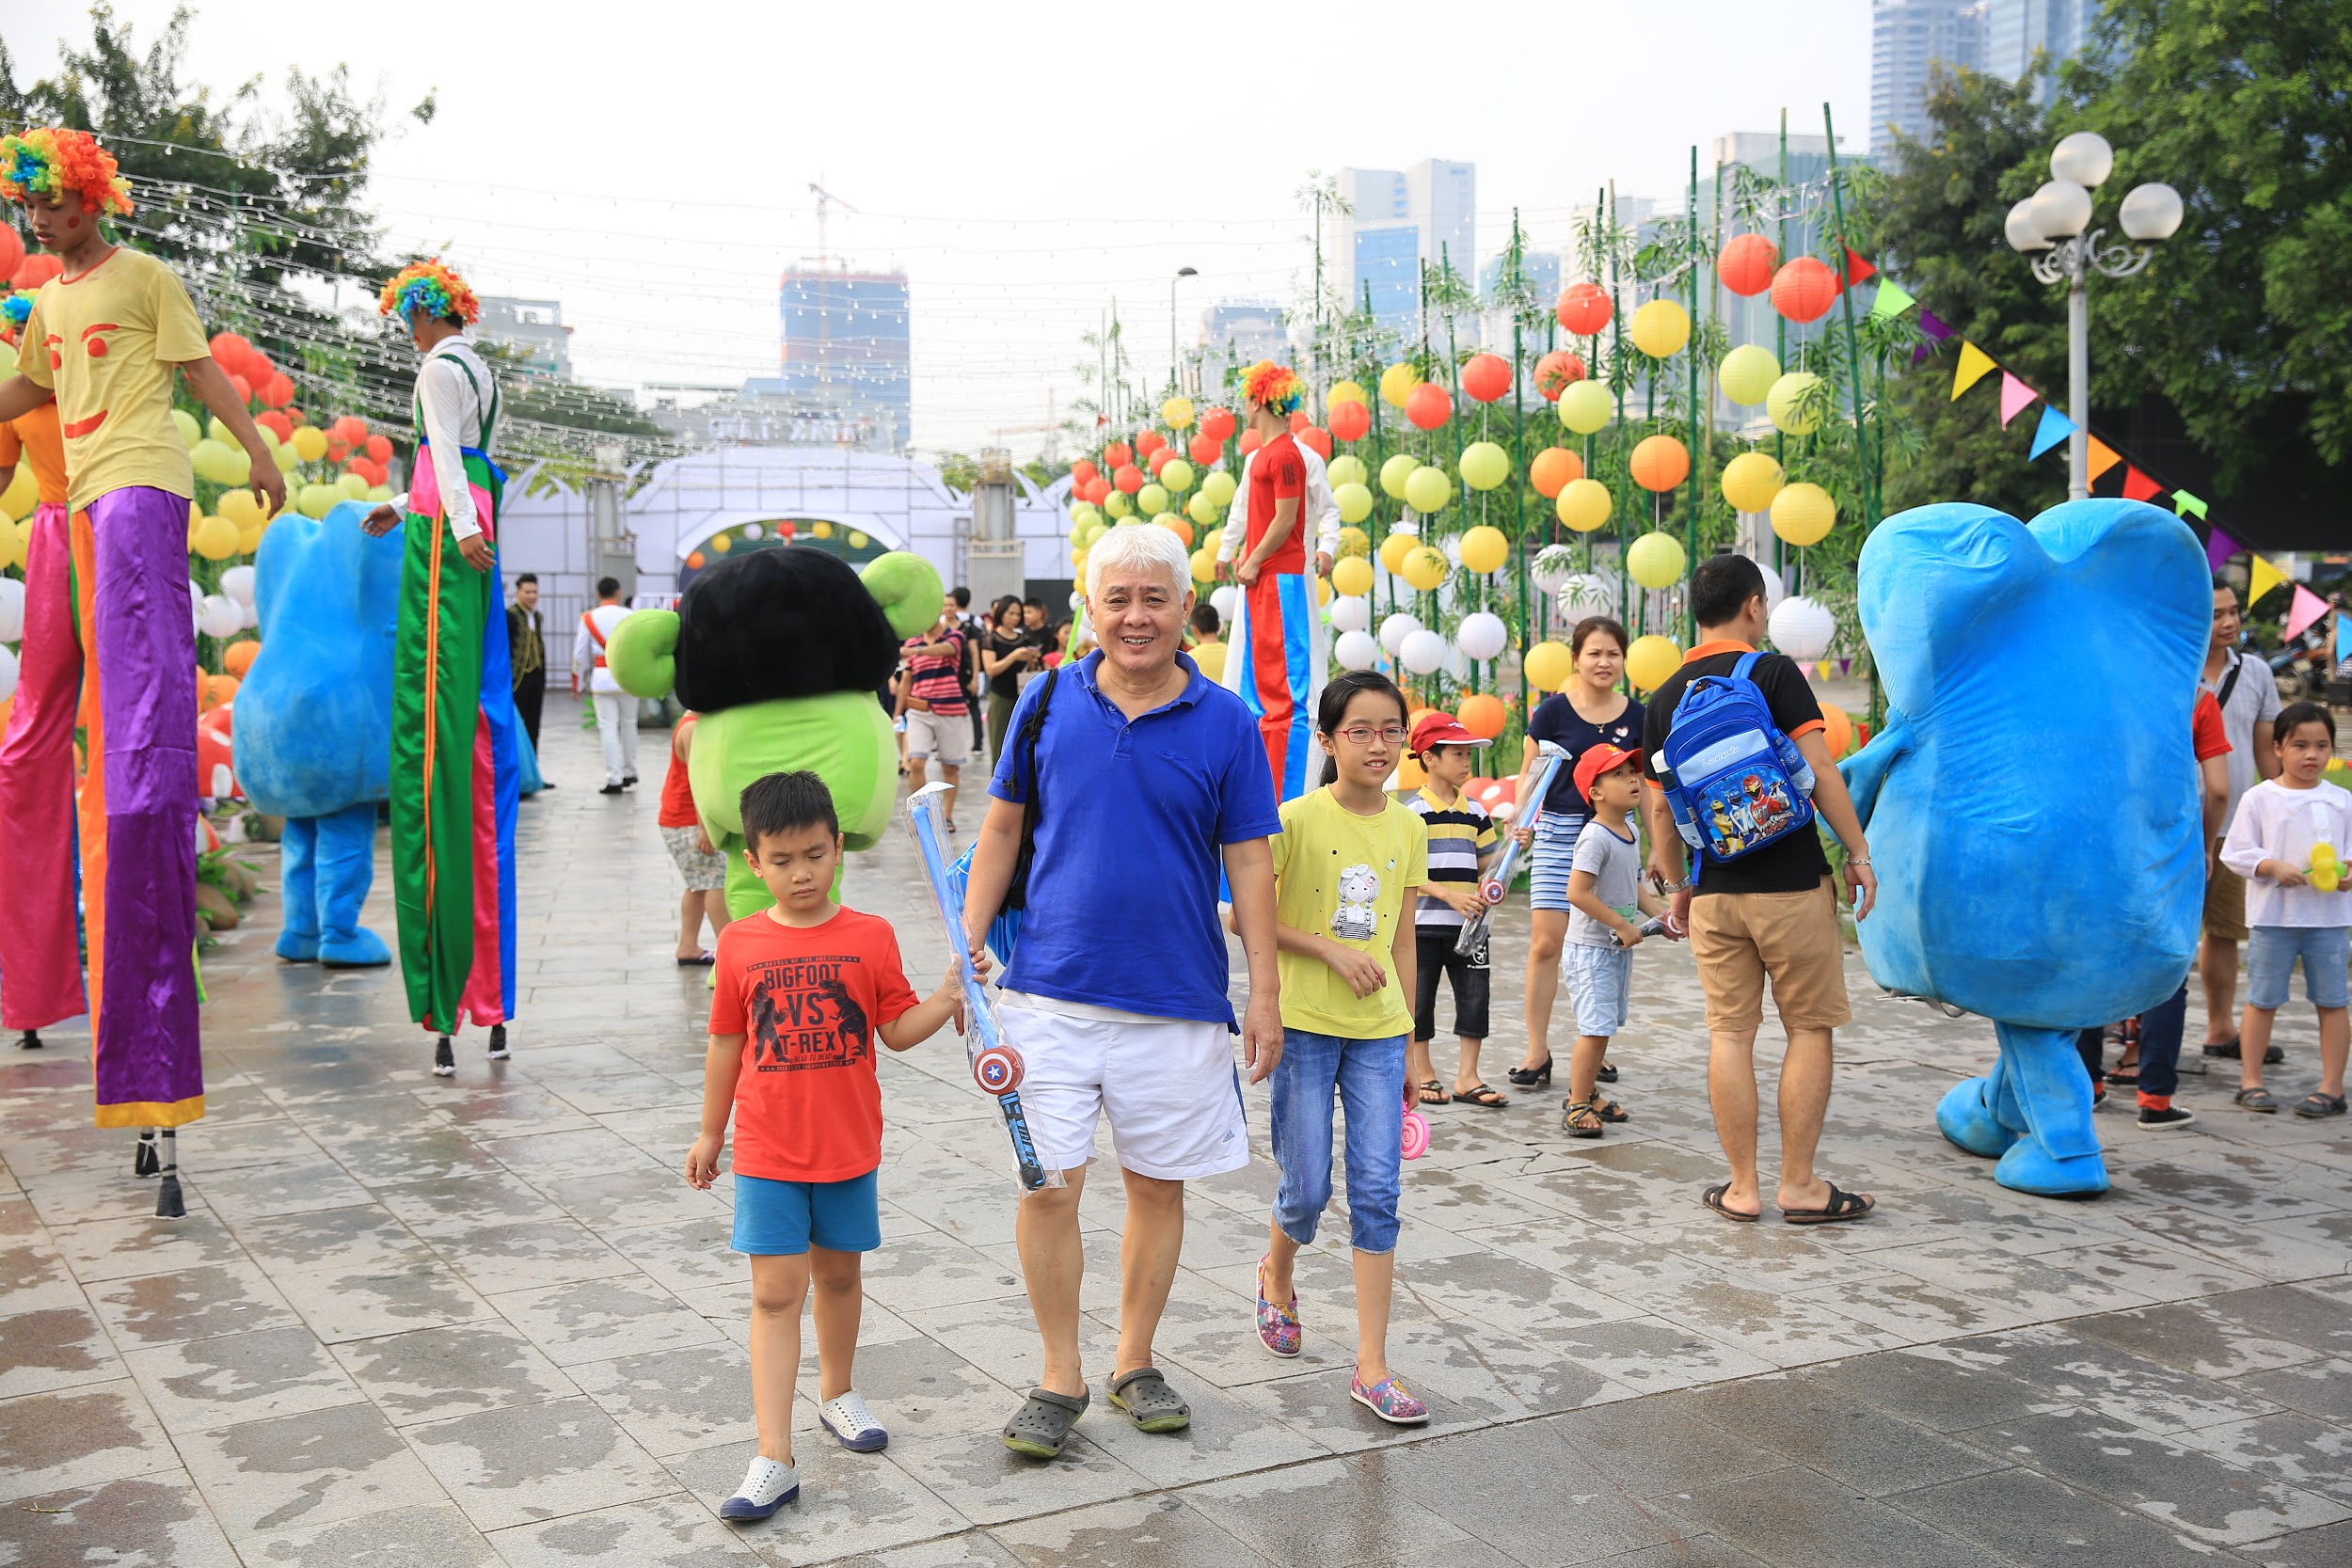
1820;103;1876;532
1510;210;1530;719
1684;144;1702;646
1607;183;1629;634
1775;110;1788;584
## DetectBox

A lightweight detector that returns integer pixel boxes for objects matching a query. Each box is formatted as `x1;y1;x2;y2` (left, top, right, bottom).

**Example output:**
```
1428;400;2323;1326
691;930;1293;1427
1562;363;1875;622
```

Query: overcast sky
15;1;1871;458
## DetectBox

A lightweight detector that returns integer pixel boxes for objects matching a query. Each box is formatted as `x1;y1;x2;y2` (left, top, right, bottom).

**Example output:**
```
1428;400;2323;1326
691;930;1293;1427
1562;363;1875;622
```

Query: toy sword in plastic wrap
904;784;1061;1191
1455;740;1571;957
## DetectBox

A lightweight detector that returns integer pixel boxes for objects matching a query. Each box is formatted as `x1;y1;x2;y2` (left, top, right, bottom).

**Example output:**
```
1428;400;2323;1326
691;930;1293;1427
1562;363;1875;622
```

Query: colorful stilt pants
1223;569;1326;802
0;488;202;1125
389;452;518;1036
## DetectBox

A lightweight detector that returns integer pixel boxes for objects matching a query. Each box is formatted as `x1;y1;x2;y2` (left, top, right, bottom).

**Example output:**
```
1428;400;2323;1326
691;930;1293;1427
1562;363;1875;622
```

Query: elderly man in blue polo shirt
961;522;1283;1460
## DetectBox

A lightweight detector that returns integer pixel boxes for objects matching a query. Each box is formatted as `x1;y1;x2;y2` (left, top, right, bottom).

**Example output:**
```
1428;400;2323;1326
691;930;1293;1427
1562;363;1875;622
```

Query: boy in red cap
1561;743;1673;1137
1402;712;1503;1107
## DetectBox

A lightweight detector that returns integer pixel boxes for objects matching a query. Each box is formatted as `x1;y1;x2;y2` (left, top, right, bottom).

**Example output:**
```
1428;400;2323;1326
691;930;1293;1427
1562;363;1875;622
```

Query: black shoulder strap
2215;652;2243;713
1005;666;1060;911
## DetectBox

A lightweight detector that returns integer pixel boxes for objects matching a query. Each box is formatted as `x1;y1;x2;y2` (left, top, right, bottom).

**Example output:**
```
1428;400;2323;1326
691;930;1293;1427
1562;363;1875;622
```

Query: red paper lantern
779;520;796;537
208;331;250;366
0;225;22;280
1239;429;1264;455
1405;382;1452;432
1113;464;1144;494
1071;459;1100;485
1718;233;1779;297
1287;409;1311;434
1079;477;1112;505
1530;446;1583;499
1460;353;1511;404
1629;434;1691;493
1146;447;1173;475
257;410;293;443
229;373;252;404
326;436;350;462
364;434;392;463
1199;405;1235;441
1296;426;1331;461
1771;257;1840;324
1188;433;1223;466
1104;441;1133;468
1136;431;1166;458
12;254;60;290
1534;351;1586;401
333;415;368;445
261;372;294;409
1556;282;1612;338
1329;400;1372;442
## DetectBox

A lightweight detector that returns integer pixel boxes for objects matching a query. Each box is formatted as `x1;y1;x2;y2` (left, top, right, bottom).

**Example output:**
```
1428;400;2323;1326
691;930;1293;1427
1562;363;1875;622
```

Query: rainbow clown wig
378;258;482;327
0;290;33;346
0;127;133;216
1243;360;1305;417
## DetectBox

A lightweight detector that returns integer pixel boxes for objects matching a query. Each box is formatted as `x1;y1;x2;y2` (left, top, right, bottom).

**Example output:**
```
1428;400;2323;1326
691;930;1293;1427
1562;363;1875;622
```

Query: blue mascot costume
1840;499;2208;1197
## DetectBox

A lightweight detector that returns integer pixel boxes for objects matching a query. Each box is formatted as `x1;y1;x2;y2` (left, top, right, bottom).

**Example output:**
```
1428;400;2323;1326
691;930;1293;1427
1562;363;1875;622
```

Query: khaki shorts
904;707;971;766
2202;839;2249;942
1687;879;1852;1033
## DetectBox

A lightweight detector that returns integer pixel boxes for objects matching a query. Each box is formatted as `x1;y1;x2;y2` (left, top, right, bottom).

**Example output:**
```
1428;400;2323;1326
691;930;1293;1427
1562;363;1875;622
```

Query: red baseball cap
1409;712;1490;754
1572;742;1643;800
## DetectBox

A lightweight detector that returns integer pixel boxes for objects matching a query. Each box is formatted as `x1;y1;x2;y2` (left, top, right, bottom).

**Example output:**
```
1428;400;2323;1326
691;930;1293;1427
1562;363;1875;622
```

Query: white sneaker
719;1455;798;1521
819;1389;888;1451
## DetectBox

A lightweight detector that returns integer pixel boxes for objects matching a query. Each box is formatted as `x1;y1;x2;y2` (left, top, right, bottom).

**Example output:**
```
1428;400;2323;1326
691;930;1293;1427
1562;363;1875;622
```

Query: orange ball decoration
1529;446;1584;499
1556;281;1612;337
1405;382;1452;432
1329;399;1372;442
1135;431;1166;458
12;254;61;290
1820;702;1853;759
1460;353;1511;404
1188;433;1223;466
1113;464;1144;494
1079;477;1111;504
686;551;706;568
1071;459;1099;485
0;225;20;279
223;641;261;677
1288;409;1311;434
1534;350;1585;401
1146;447;1173;475
1199;406;1236;441
1718;233;1780;297
1458;693;1508;740
1296;426;1332;461
1629;435;1691;494
1771;257;1841;324
1103;441;1133;468
1239;429;1263;455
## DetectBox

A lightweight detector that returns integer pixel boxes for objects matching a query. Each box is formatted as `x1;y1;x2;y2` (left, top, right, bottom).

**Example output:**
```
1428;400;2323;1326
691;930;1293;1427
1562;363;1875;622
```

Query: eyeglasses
1334;725;1410;745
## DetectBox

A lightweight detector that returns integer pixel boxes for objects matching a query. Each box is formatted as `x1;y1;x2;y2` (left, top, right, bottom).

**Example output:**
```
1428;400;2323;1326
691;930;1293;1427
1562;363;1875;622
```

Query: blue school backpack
1658;651;1818;874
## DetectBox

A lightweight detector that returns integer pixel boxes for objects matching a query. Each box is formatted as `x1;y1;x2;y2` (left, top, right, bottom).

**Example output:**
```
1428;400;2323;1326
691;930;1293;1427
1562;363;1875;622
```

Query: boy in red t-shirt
1224;360;1325;800
686;770;962;1522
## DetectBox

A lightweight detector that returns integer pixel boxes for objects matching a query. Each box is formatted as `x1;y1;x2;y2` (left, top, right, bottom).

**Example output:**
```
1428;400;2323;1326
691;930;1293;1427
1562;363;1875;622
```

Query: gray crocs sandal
1002;1386;1089;1459
1106;1367;1191;1433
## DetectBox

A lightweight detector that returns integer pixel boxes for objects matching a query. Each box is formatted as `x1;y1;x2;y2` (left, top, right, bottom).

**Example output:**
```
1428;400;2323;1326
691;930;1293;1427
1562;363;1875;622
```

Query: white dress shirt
2220;778;2352;928
1215;444;1343;567
387;340;499;542
573;602;633;695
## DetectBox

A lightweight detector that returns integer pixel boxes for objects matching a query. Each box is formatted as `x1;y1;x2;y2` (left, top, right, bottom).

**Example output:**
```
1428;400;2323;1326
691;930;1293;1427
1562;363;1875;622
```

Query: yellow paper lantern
171;408;201;450
1629;298;1691;359
1159;459;1195;493
1328;379;1367;406
1190;546;1216;583
1136;483;1169;516
1104;491;1134;519
1335;482;1374;524
1557;380;1613;436
1200;470;1237;509
1338;525;1369;557
1403;466;1451;515
1721;451;1785;514
1379;533;1416;574
0;515;20;571
1459;441;1509;492
297;483;340;519
1718;344;1781;407
1071;546;1088;578
291;425;328;463
814;521;834;538
1378;362;1421;408
1556;478;1613;533
849;531;869;548
1192;641;1228;680
1770;482;1838;546
1379;453;1421;500
192;514;240;562
1204;527;1226;557
337;471;371;499
1332;555;1375;597
1458;525;1509;575
1161;396;1196;430
1627;531;1686;589
711;533;733;553
1327;453;1367;488
270;442;298;473
217;488;265;530
1315;574;1332;607
1767;372;1825;436
1186;490;1223;527
1523;641;1574;692
1625;634;1682;692
1401;546;1450;593
0;465;36;521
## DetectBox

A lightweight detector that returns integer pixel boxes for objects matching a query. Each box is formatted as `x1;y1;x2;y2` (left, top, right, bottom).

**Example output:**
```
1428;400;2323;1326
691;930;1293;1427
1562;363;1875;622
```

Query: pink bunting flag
1998;372;2038;427
2285;585;2331;643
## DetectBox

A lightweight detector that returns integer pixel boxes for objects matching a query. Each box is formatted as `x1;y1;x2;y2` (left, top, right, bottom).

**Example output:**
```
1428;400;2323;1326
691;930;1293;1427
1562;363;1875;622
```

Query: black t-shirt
986;630;1028;699
1527;691;1642;816
1642;642;1829;895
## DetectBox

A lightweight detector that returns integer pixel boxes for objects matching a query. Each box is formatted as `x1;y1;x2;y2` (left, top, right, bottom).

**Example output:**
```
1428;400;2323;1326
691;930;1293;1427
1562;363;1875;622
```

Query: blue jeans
1270;1027;1406;1254
2248;925;2352;1010
2077;976;2188;1101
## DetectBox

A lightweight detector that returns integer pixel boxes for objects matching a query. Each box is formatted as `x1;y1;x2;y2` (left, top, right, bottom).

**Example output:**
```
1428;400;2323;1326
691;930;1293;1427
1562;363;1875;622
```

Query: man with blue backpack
1642;553;1880;1225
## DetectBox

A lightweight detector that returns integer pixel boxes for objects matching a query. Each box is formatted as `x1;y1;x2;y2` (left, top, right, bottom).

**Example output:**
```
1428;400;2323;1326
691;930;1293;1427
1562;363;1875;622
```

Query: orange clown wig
1243;360;1305;418
0;128;134;216
378;258;483;327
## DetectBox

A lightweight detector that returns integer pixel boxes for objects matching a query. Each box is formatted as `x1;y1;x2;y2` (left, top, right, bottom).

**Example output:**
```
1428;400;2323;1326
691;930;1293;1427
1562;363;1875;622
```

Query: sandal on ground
1591;1098;1629;1123
1453;1083;1509;1109
1350;1370;1430;1426
2107;1062;2140;1085
2203;1037;2242;1058
1597;1061;1619;1084
1106;1367;1191;1433
1002;1386;1089;1459
1782;1183;1875;1225
1255;1258;1301;1358
676;952;716;967
1703;1182;1759;1222
2233;1086;2279;1114
1415;1080;1451;1106
1562;1100;1605;1138
1507;1056;1552;1088
2292;1093;2347;1119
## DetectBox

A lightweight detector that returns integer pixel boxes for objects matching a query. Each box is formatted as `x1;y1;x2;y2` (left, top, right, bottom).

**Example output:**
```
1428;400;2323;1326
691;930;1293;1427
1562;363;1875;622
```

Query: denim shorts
732;1169;882;1256
1269;1027;1406;1254
1562;942;1632;1039
1528;813;1588;912
2246;925;2351;1011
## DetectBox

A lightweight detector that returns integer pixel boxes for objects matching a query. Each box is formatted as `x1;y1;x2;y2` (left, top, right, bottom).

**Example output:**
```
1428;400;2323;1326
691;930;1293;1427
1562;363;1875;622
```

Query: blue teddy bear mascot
1840;499;2208;1197
233;499;405;968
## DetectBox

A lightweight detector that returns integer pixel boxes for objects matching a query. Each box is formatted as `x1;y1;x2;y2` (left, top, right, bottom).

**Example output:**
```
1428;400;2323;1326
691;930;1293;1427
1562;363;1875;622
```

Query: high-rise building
1196;299;1290;379
755;268;912;451
1477;249;1559;348
1871;0;1987;156
1981;0;2091;98
1332;160;1476;348
475;295;573;378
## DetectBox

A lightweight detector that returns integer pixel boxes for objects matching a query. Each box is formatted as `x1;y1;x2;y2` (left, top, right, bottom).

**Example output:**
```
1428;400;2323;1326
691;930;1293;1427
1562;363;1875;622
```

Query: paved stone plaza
2;695;2348;1568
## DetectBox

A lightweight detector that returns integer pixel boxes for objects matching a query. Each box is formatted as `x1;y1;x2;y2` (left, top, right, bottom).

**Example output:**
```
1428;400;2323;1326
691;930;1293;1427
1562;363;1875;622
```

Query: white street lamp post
1171;266;1198;397
2005;131;2183;499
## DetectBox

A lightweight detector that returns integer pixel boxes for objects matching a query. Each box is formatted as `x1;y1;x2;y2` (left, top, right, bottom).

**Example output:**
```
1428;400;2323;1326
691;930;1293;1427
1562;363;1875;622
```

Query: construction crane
803;180;860;397
808;180;858;272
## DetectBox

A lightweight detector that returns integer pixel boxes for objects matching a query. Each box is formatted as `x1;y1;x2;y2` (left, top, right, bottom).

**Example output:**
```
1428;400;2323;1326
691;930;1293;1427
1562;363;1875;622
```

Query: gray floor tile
491;1275;724;1366
1541;1400;1791;1498
123;1323;367;1433
992;1493;1271;1568
333;1321;581;1425
486;1491;763;1565
87;1259;297;1349
0;1301;120;1400
0;1379;179;1504
1185;1455;1479;1568
241;1500;504;1566
0;1470;241;1567
1893;1465;2228;1568
1672;1370;2010;1496
1648;1463;2010;1568
2241;1519;2352;1568
2176;1411;2352;1505
174;1400;449;1541
568;1341;755;1457
666;1438;972;1562
404;1394;676;1531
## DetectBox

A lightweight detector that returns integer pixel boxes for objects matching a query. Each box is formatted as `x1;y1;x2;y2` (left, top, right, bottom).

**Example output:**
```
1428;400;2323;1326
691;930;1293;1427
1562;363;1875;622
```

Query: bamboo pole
1684;144;1701;646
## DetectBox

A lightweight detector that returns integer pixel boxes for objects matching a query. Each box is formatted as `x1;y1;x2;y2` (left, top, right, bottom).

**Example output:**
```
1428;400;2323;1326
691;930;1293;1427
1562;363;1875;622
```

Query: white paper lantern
1399;627;1449;675
198;594;243;640
1378;612;1422;657
1530;542;1581;600
1444;643;1472;682
0;643;16;705
0;577;24;643
241;599;262;630
219;564;257;607
1557;573;1616;624
1333;629;1380;672
1328;594;1372;634
1211;585;1241;623
1762;565;1788;614
1455;610;1508;660
1768;594;1836;662
741;522;764;541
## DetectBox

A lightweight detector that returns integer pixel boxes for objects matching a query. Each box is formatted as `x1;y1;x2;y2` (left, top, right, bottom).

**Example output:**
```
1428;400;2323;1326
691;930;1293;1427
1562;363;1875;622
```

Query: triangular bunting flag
1843;247;1879;285
2122;467;2162;502
2087;437;2122;483
2337;612;2352;666
1911;342;1934;366
2028;404;2074;458
2285;584;2330;642
2206;526;2243;573
2248;553;2286;606
1917;309;1953;341
2173;490;2208;520
1952;341;1996;400
1870;279;1917;319
2000;372;2039;427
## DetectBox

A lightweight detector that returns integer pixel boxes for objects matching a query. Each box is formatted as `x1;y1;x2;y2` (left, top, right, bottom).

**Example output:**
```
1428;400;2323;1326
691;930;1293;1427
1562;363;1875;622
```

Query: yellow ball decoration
1328;379;1367;406
291;425;328;463
1104;490;1134;519
814;521;834;538
1190;546;1216;583
1200;470;1237;509
1070;502;1100;531
1378;361;1421;408
1379;532;1417;574
1203;526;1226;557
171;409;201;450
1556;478;1613;533
1315;573;1332;607
1629;298;1691;359
1718;344;1780;407
1379;453;1421;500
0;465;36;521
1557;380;1613;436
192;514;240;562
1624;634;1682;692
1161;396;1196;430
1334;482;1374;524
1403;465;1452;515
1136;483;1169;516
217;488;264;530
1767;372;1826;436
1721;451;1785;514
1187;490;1223;527
1327;453;1367;488
1627;531;1686;589
1458;441;1509;492
1338;525;1369;557
337;471;371;499
1071;546;1087;578
1770;482;1837;546
270;442;297;473
0;515;21;571
849;531;869;548
1458;525;1509;575
1332;555;1375;597
1401;546;1450;593
236;518;266;555
298;483;341;520
1523;641;1574;692
1159;459;1195;494
710;533;733;554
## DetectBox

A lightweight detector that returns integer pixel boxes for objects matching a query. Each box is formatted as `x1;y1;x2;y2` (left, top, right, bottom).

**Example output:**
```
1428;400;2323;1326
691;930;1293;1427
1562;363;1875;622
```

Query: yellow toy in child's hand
2309;843;2340;894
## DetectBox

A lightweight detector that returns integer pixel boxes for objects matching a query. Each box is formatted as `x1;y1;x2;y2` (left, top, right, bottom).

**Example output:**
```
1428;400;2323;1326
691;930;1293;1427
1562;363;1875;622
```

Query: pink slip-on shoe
1350;1370;1430;1425
1254;1258;1301;1357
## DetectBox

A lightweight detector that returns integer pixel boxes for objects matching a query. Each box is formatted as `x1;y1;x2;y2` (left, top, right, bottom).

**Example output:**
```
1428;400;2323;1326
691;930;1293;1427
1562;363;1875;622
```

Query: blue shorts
1529;812;1589;912
2246;926;2351;1011
731;1169;882;1256
1562;942;1632;1038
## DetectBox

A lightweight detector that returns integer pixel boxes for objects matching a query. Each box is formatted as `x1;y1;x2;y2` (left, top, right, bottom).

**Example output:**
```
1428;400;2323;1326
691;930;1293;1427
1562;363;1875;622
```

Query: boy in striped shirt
898;609;971;829
1404;713;1504;1108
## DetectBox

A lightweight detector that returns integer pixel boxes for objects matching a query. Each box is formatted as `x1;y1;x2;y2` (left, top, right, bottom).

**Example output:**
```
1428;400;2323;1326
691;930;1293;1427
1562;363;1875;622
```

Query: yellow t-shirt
17;246;207;511
1269;786;1428;1038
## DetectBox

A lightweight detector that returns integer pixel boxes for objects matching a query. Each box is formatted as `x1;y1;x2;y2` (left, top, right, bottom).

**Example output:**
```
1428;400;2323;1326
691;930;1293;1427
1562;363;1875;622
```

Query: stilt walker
0;130;287;1211
364;260;520;1077
1220;361;1327;800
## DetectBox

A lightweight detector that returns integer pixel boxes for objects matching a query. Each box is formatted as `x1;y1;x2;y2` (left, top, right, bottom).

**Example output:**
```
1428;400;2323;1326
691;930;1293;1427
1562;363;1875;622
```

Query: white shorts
995;995;1250;1180
904;707;971;766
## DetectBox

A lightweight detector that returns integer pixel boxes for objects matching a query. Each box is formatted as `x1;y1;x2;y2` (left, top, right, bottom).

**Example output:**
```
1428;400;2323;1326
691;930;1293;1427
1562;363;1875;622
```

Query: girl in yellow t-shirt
1258;670;1431;1424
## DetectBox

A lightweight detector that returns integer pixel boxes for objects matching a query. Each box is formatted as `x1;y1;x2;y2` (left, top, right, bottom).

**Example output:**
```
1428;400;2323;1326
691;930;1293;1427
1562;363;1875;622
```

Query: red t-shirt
2193;690;2230;762
1244;433;1308;577
708;907;919;1182
658;714;701;830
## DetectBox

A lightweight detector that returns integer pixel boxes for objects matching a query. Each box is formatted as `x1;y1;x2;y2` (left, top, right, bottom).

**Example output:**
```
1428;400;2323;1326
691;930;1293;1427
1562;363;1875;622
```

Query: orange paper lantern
1820;702;1853;759
1771;257;1840;324
1288;410;1311;434
1188;433;1222;466
1718;233;1779;297
1534;350;1585;401
1136;431;1166;458
1239;429;1263;455
1103;441;1133;467
1199;406;1235;441
1556;282;1612;337
1529;446;1584;499
1296;426;1331;461
1460;354;1511;404
1405;382;1452;432
1457;693;1508;740
1113;464;1144;493
1629;435;1691;494
1329;400;1372;442
223;641;261;677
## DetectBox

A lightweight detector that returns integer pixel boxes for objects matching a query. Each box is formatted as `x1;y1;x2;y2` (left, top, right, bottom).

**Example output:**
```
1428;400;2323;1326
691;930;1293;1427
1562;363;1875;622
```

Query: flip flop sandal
1591;1098;1629;1123
1415;1080;1452;1106
2292;1093;2347;1118
1703;1182;1760;1222
2233;1086;2279;1114
1563;1100;1605;1139
1597;1062;1619;1084
1783;1183;1876;1225
1107;1368;1191;1433
1453;1083;1509;1109
1002;1386;1089;1459
2108;1062;2140;1085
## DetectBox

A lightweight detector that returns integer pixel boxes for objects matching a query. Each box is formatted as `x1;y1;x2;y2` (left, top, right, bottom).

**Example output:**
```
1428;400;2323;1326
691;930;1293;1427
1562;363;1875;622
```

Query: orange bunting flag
1951;341;1996;401
2087;437;2122;483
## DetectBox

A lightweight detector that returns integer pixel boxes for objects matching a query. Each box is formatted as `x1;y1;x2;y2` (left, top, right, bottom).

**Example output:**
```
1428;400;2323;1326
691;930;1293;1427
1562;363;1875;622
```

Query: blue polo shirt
989;650;1279;1026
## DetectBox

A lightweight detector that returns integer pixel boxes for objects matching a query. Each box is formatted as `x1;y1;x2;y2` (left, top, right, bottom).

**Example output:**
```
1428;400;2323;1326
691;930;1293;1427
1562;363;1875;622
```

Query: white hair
1085;521;1191;601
